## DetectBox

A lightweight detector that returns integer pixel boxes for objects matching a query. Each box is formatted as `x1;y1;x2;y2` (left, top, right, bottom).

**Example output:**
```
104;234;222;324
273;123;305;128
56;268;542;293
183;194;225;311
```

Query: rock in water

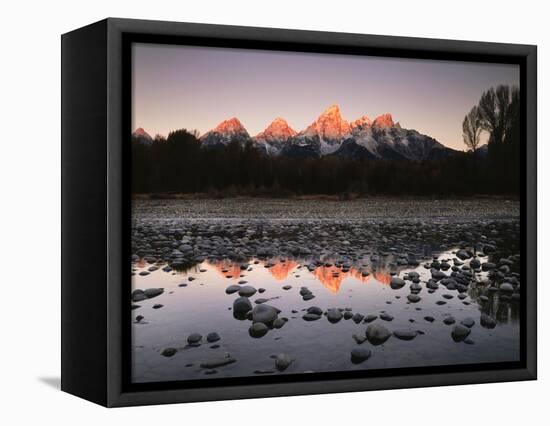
249;322;269;338
407;294;421;303
273;318;286;329
225;285;241;294
352;333;367;344
187;333;202;345
327;308;343;323
393;329;418;341
461;317;475;328
364;314;378;323
350;347;372;363
390;277;405;289
233;297;252;314
131;289;147;302
380;312;394;321
206;332;221;343
302;313;321;321
480;314;497;329
451;324;471;342
366;323;392;345
252;304;280;324
144;288;164;299
307;306;323;315
431;269;447;281
238;285;257;297
352;313;365;324
161;347;177;357
275;353;293;371
443;316;456;325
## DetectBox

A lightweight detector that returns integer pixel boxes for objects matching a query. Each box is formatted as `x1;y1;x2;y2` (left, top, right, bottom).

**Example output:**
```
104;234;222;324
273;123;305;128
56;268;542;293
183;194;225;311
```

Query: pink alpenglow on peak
303;104;351;140
200;117;251;147
132;127;152;139
212;117;247;136
372;113;396;128
255;117;297;141
350;115;372;129
132;127;153;144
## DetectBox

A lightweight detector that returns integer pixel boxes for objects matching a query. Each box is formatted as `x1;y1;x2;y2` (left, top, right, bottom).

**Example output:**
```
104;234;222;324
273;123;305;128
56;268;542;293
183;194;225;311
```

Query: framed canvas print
61;18;537;407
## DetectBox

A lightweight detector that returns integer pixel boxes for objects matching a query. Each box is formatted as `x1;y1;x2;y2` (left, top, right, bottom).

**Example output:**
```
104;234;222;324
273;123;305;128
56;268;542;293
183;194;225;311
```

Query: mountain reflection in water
209;258;392;293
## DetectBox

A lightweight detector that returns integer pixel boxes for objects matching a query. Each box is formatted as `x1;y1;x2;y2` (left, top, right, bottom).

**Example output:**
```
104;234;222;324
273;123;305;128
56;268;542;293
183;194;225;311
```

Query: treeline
132;130;519;198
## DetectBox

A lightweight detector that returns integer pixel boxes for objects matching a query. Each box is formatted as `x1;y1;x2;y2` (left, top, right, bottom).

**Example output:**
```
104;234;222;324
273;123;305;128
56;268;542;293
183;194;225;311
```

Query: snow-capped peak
350;115;372;129
372;113;396;128
302;104;351;140
212;117;247;136
255;117;297;141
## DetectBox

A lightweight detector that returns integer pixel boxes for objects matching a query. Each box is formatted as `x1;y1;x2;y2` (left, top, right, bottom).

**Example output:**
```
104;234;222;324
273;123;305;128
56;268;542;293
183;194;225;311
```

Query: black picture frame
61;17;537;407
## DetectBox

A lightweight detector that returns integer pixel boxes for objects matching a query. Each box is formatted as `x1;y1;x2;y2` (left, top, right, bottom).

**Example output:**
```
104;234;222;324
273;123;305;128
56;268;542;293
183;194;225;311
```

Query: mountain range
133;104;460;161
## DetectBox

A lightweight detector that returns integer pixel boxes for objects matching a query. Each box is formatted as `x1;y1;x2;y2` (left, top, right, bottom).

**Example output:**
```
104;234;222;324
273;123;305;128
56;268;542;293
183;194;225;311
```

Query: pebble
275;353;294;371
393;329;418;341
187;333;202;345
350;347;372;363
206;332;221;343
161;348;177;357
238;285;257;297
225;285;241;294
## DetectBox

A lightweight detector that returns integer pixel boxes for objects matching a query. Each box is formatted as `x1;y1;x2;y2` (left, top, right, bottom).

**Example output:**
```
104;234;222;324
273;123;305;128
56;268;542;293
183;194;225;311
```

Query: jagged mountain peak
212;117;247;135
372;113;396;128
321;103;342;115
255;117;297;140
303;104;351;140
192;108;454;161
351;115;372;129
200;117;250;147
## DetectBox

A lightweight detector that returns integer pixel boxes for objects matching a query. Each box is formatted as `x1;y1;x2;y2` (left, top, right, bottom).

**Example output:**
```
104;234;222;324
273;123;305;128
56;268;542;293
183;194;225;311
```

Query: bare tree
477;85;518;147
462;105;483;153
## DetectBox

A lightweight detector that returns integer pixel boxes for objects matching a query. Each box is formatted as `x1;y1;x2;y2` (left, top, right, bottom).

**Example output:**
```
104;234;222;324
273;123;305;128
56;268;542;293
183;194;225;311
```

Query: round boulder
366;323;392;345
451;324;471;342
249;322;269;338
390;277;406;289
233;297;253;315
252;304;280;324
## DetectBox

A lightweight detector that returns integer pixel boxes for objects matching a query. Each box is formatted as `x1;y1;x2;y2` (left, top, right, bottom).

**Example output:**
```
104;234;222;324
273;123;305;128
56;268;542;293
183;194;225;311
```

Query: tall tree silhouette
478;85;518;147
462;106;483;152
475;84;520;193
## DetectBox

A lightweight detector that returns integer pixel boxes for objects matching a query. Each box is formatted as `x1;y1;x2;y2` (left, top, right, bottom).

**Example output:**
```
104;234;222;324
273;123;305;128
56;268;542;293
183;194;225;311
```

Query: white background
1;0;546;423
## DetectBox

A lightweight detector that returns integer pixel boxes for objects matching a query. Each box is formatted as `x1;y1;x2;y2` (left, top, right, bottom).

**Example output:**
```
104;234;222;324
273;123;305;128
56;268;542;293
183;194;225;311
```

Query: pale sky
132;43;519;151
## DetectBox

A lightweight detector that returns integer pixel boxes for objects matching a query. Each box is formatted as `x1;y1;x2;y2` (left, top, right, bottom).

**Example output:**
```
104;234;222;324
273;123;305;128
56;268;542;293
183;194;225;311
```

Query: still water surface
131;249;520;383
